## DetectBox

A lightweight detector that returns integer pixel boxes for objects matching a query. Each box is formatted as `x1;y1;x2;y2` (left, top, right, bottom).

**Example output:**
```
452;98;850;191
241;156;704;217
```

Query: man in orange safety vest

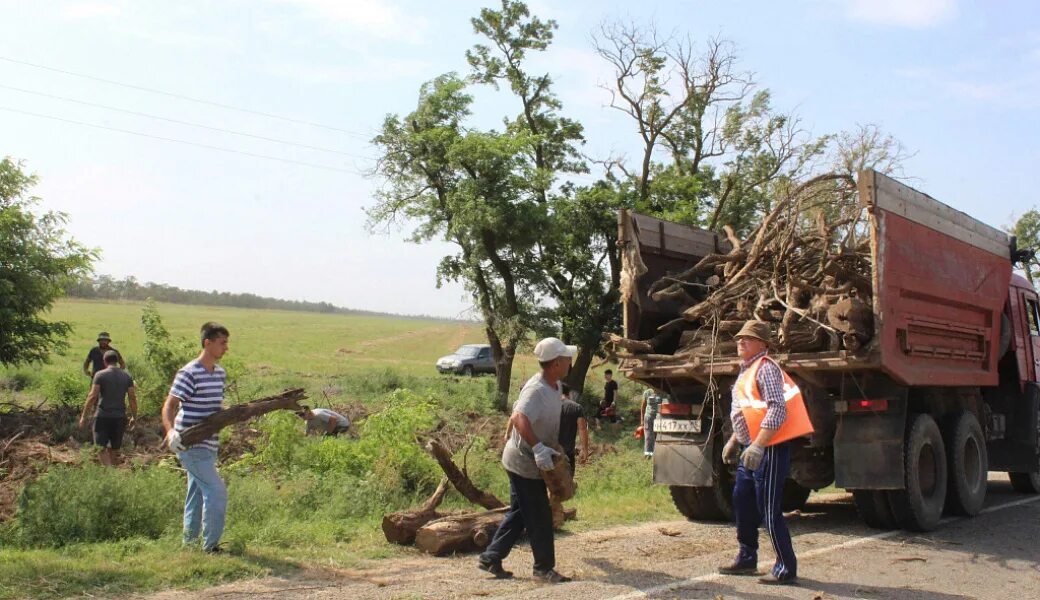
717;320;813;586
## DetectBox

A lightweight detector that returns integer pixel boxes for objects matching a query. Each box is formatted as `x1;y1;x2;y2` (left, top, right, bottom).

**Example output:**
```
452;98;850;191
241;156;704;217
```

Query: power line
0;83;359;156
0;55;371;137
0;105;364;173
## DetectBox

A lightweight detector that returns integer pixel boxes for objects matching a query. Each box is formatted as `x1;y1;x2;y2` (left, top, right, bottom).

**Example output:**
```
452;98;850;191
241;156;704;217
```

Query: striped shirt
730;351;788;445
169;359;226;451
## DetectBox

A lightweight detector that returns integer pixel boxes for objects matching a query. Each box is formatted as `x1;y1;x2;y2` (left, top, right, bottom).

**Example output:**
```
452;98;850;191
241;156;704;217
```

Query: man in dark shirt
79;350;137;466
83;332;125;378
558;384;589;476
598;369;620;422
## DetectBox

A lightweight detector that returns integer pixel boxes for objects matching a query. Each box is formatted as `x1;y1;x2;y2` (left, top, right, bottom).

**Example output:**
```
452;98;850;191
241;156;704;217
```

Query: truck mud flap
653;433;714;487
834;414;905;489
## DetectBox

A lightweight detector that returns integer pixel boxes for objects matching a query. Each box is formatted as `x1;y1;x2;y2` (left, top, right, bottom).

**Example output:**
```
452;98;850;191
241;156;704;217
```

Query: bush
43;370;88;409
135;301;196;414
0;369;38;392
11;464;182;547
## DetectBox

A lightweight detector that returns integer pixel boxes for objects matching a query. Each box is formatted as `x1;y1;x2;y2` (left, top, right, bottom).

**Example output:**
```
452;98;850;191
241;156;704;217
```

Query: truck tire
1009;471;1040;493
781;480;812;512
888;414;948;531
942;411;988;516
851;490;898;529
670;486;728;521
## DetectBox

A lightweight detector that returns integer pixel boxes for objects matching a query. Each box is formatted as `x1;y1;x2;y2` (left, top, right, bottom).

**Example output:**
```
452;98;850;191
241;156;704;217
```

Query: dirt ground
137;474;1040;600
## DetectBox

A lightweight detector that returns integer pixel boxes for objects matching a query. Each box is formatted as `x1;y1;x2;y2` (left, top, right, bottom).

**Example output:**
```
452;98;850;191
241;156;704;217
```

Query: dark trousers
480;470;555;572
732;442;797;579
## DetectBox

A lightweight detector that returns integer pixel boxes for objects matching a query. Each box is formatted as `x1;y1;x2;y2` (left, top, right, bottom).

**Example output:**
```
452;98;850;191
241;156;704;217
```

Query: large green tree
0;157;95;365
1012;208;1040;285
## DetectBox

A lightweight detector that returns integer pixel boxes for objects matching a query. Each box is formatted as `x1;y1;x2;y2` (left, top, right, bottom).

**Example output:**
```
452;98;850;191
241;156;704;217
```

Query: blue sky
1;0;1037;317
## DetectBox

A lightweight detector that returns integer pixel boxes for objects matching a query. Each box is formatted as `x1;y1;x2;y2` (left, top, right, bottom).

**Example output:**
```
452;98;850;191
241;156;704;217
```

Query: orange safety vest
733;356;814;446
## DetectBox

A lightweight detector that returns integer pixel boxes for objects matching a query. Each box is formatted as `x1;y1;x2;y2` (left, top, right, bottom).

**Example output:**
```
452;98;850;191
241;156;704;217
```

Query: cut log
381;478;449;545
541;449;575;502
177;388;306;447
415;508;508;555
426;439;505;510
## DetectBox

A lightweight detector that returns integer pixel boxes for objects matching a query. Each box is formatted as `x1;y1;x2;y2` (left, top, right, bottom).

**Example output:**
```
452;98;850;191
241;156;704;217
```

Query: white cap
533;337;577;362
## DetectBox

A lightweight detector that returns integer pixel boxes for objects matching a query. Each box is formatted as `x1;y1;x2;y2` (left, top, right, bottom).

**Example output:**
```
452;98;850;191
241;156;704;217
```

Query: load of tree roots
611;173;875;361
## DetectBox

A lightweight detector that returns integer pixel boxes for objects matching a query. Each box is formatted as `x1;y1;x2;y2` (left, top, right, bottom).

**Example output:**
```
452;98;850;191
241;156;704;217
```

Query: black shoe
204;544;224;554
533;569;572;583
717;562;757;575
758;574;797;586
477;557;513;579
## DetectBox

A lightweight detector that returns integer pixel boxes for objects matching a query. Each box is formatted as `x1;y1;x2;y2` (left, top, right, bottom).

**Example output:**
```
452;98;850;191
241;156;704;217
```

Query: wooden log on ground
415;508;508;555
381;478;450;545
178;388;306;447
426;439;505;510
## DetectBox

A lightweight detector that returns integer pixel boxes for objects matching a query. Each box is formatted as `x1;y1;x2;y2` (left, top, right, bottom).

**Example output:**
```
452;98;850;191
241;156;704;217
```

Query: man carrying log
161;322;231;553
718;321;813;586
478;337;575;584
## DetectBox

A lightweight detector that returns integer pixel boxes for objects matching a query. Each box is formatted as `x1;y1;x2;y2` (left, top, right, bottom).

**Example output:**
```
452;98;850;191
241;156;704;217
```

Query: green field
0;299;663;600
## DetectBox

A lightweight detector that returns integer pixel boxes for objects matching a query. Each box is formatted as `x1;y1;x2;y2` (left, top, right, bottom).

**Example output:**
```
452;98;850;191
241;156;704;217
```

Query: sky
1;0;1038;318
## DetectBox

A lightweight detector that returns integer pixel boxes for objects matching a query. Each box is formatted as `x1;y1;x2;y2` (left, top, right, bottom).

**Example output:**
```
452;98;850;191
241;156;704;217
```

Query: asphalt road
142;474;1040;600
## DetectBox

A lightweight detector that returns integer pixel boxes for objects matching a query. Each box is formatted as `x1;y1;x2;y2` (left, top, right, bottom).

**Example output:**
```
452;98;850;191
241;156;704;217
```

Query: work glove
741;443;765;471
722;436;741;465
634;426;645;439
532;442;560;471
165;429;186;453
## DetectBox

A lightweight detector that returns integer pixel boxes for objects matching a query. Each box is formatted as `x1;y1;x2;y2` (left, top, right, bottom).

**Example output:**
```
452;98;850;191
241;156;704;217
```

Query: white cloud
846;0;956;28
271;0;428;44
58;1;122;19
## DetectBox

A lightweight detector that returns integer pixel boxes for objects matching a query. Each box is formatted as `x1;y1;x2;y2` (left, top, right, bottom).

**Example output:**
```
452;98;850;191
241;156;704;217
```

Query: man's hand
532;442;559;471
741;443;765;471
579;450;588;465
722;436;741;465
79;416;88;430
165;429;186;452
127;415;136;430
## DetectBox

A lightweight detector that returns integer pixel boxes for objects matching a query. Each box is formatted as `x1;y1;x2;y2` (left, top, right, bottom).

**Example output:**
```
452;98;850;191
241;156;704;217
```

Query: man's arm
83;355;92;377
640;396;647;423
79;384;100;428
503;418;514;443
161;395;181;433
509;412;540;447
117;351;126;370
577;417;589;463
127;386;138;426
326;417;338;435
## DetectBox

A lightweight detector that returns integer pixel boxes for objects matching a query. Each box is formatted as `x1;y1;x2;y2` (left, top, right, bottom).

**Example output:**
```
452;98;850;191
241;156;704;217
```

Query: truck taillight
846;398;889;413
659;403;693;416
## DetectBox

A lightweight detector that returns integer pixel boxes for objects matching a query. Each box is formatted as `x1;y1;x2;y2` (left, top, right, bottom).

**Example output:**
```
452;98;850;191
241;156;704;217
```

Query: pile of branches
615;173;875;358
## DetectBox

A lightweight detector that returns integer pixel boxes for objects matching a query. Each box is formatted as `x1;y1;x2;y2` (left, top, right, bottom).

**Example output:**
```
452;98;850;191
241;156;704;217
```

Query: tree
0;157;95;365
1012;208;1040;285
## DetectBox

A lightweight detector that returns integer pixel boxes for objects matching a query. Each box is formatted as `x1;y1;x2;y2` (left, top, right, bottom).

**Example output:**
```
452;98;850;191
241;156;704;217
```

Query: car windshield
454;345;482;357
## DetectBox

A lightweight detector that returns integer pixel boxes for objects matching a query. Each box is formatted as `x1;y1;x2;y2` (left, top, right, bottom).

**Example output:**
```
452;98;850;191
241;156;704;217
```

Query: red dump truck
618;169;1040;531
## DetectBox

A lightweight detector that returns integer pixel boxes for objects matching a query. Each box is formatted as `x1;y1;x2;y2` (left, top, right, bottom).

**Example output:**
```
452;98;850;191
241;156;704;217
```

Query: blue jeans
177;447;227;550
732;442;797;579
480;470;555;572
644;413;657;454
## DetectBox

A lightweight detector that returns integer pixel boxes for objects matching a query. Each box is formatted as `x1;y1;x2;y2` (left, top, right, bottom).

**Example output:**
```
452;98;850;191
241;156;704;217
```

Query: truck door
1024;292;1040;382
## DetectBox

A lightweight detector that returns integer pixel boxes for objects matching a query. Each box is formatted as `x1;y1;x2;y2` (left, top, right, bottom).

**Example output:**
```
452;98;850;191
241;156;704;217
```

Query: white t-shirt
501;373;562;479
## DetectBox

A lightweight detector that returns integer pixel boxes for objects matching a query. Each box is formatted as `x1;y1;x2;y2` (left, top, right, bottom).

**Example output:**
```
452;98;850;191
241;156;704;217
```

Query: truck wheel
888;414;948;531
852;490;898;529
942;411;988;516
781;481;812;512
1009;471;1040;493
669;485;732;521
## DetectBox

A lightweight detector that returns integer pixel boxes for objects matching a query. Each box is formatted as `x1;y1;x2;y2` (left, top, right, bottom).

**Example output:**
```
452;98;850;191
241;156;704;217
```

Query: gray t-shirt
92;368;134;418
306;408;350;434
502;373;562;479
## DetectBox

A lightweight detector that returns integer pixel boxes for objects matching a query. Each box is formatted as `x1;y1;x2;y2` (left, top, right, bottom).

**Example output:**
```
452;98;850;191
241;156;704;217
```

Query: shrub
43;370;88;409
12;463;182;547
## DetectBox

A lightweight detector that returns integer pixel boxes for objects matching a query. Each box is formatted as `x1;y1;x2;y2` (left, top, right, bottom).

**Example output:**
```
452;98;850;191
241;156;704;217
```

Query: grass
0;299;659;600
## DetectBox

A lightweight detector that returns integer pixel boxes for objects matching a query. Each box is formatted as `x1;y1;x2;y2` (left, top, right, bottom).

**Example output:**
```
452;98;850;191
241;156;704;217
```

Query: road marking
604;494;1040;600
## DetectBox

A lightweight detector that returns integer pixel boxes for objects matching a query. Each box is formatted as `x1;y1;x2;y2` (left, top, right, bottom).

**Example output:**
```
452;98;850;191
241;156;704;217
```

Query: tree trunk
565;347;595;395
414;508;509;555
381;478;449;545
492;344;515;413
178;388;306;447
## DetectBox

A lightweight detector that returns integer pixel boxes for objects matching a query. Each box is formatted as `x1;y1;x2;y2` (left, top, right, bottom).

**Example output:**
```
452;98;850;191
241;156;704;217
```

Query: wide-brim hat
97;332;112;342
735;321;771;344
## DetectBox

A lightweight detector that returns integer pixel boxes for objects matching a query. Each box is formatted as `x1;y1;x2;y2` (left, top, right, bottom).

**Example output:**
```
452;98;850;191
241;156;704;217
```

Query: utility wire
0;83;358;156
0;105;362;173
0;55;370;137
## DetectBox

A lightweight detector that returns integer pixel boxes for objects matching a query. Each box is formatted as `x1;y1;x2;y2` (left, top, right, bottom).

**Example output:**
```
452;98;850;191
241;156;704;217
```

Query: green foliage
0;157;96;366
1012;207;1040;284
43;370;89;409
133;301;196;413
10;464;182;547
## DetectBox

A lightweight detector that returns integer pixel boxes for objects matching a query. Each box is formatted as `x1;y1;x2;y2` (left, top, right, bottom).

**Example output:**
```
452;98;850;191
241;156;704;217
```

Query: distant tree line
65;275;467;322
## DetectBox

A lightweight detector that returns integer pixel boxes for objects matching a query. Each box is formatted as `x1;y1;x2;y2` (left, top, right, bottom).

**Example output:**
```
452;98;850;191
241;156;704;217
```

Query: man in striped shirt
162;322;230;553
717;320;799;586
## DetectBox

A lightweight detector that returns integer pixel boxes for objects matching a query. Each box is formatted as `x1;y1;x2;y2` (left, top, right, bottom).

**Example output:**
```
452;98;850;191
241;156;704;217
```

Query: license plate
654;419;701;434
